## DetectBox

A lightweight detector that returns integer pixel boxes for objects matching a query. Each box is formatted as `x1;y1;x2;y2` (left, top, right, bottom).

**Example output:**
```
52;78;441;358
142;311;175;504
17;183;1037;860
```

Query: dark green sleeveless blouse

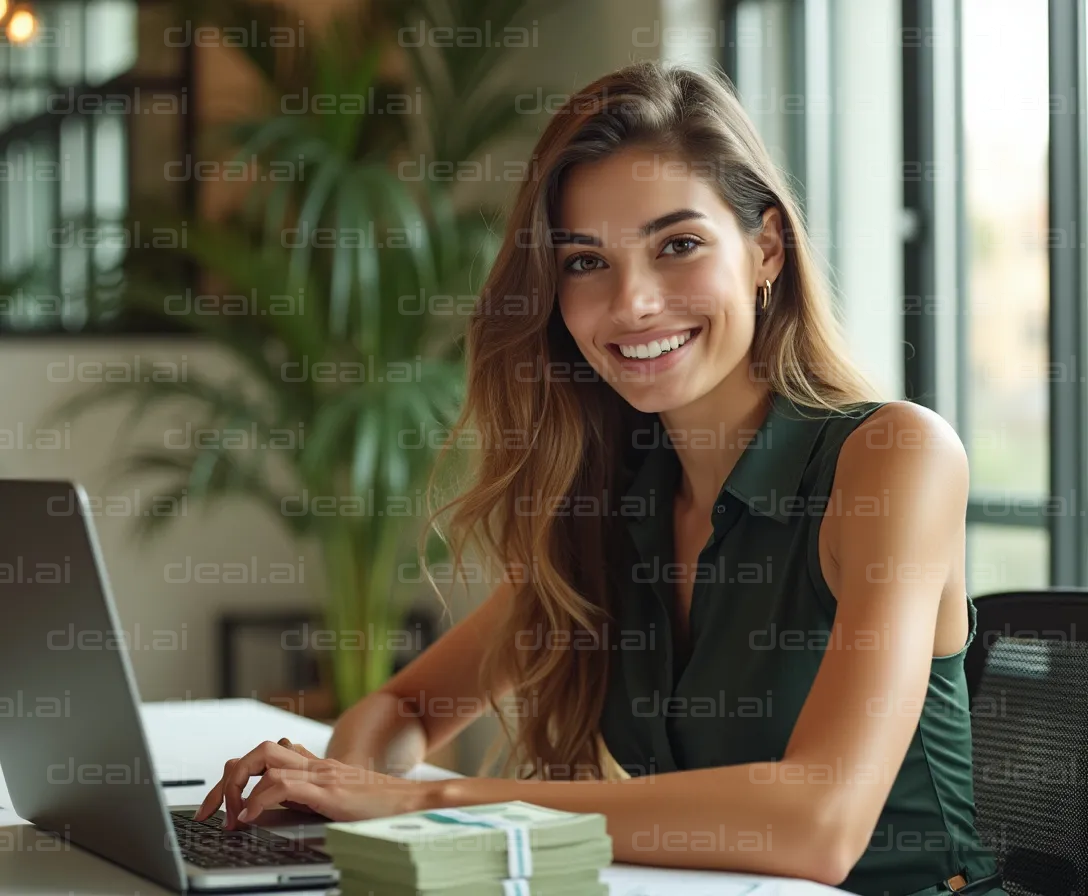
599;392;1007;896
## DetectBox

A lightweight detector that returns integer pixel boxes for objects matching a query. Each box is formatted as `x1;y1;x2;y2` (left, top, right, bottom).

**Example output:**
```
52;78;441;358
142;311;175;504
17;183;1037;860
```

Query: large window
902;0;1088;592
961;0;1051;590
725;0;1086;593
0;0;193;334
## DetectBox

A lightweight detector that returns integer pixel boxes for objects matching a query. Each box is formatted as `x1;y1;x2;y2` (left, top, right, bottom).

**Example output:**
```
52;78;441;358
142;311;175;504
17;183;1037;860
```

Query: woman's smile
606;325;704;373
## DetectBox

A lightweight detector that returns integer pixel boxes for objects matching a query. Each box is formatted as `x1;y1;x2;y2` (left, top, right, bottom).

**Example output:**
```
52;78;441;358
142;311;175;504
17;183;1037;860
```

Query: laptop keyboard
171;810;331;869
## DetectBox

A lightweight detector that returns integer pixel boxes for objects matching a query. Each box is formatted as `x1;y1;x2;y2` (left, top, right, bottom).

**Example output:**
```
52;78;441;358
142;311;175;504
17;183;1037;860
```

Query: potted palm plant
58;0;566;711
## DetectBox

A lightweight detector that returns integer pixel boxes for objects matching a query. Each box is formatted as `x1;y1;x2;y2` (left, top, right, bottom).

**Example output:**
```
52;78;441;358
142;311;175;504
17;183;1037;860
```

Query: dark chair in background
966;589;1088;896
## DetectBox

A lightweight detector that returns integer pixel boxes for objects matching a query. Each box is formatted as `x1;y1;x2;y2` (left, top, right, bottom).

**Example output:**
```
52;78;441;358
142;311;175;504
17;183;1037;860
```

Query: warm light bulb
7;9;38;44
0;1;9;22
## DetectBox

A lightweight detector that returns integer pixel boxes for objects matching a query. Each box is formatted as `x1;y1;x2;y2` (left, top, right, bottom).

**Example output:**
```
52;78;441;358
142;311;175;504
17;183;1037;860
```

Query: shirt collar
622;391;830;527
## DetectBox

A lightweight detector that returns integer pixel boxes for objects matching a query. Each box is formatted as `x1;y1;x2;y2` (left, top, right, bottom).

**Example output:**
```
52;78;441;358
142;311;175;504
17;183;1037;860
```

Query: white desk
0;699;846;895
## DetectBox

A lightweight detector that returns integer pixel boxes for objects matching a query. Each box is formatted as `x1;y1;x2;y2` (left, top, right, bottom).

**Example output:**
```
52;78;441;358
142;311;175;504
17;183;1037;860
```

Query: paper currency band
421;808;534;880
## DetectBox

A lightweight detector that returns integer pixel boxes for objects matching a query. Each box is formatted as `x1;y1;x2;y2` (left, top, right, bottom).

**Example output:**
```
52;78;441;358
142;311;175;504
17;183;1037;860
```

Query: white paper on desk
0;772;24;825
601;864;771;895
0;809;25;826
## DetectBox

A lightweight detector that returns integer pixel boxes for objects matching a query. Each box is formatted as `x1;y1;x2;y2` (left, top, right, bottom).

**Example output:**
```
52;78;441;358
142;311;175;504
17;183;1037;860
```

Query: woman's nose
610;268;665;322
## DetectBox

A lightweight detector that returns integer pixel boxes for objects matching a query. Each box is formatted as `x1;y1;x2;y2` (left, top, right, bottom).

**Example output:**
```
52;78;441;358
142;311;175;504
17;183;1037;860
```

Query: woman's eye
661;236;702;256
565;254;605;275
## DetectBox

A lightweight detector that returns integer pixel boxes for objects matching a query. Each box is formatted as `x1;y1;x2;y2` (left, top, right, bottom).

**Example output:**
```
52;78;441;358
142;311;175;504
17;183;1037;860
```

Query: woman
196;61;1006;895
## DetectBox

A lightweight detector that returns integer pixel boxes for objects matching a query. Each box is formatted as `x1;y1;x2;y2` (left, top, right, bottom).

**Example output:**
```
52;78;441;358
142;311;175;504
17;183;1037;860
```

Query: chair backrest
967;589;1088;896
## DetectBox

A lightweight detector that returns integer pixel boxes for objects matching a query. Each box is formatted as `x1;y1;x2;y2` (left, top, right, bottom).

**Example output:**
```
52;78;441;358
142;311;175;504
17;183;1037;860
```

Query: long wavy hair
419;60;883;782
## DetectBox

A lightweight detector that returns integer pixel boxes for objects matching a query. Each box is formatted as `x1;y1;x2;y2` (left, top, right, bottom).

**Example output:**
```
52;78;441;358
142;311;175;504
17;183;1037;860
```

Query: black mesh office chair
966;589;1088;896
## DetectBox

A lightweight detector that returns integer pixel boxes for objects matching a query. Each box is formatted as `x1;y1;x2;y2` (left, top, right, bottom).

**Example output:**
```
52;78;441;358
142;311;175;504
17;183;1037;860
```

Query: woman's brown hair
419;59;882;782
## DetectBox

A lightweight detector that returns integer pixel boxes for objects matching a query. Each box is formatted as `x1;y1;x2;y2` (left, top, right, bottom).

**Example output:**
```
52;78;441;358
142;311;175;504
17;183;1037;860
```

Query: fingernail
237;807;250;823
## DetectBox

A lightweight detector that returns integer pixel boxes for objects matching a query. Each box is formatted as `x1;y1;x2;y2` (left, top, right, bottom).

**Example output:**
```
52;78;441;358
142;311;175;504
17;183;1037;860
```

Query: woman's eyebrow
551;208;707;248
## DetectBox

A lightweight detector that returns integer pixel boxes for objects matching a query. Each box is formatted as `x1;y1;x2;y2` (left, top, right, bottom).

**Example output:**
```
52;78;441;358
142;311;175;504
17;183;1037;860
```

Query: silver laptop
0;479;339;891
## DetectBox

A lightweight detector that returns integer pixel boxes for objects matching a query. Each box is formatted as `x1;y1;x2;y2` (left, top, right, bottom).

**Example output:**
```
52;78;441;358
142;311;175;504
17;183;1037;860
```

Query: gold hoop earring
759;278;772;312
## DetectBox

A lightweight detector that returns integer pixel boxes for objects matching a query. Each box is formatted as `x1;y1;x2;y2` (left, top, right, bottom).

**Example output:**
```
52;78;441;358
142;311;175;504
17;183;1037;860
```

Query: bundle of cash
324;800;613;896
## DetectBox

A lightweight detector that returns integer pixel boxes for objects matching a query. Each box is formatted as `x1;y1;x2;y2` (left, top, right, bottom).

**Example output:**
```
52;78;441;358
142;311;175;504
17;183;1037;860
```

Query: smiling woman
197;61;1007;896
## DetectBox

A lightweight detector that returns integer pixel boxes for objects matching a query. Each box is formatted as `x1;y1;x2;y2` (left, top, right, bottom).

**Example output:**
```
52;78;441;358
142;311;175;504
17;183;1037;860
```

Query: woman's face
554;146;782;414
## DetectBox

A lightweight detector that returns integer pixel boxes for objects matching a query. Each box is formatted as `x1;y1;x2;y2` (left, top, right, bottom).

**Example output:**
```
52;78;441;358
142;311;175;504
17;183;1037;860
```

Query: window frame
1046;0;1088;585
901;0;1088;588
0;0;196;337
726;0;1081;589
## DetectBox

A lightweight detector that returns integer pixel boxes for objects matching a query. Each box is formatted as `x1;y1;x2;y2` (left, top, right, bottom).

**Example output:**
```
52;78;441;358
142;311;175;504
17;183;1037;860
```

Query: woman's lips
606;326;703;373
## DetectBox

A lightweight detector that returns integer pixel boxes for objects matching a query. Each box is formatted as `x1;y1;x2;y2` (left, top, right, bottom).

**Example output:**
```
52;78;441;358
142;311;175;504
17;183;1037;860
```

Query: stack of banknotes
324;800;613;896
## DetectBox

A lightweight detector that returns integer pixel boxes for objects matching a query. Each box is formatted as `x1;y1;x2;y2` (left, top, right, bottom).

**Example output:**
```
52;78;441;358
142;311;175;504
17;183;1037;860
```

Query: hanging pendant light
6;5;39;44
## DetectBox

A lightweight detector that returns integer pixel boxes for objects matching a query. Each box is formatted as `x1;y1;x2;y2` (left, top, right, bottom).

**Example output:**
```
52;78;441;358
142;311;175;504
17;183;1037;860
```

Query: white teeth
617;329;693;359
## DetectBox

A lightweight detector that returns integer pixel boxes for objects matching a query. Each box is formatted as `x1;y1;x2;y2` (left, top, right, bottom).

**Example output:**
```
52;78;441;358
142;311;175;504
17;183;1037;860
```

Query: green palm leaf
45;0;570;710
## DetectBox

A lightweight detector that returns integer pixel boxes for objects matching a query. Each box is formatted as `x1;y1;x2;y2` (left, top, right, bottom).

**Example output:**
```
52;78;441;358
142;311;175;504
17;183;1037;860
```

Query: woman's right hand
195;737;324;824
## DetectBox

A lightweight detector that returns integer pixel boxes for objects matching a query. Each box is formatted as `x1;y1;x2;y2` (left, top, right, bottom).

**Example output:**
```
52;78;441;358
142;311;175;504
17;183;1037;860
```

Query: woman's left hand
193;739;431;829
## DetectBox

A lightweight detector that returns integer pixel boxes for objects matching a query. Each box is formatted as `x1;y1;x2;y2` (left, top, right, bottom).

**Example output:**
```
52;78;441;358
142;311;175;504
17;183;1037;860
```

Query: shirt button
715;504;726;514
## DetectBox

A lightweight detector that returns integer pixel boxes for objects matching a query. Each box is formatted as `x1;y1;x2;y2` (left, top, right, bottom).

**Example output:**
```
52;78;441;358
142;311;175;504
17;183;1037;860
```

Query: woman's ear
753;206;786;285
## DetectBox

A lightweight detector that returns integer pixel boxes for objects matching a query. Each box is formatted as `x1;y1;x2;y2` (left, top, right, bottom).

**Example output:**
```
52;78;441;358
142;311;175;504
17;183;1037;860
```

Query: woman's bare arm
411;404;968;885
323;580;515;773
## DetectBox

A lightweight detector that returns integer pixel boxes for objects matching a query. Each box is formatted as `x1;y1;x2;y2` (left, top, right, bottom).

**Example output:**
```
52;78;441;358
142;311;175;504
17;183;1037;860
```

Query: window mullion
1047;0;1088;586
